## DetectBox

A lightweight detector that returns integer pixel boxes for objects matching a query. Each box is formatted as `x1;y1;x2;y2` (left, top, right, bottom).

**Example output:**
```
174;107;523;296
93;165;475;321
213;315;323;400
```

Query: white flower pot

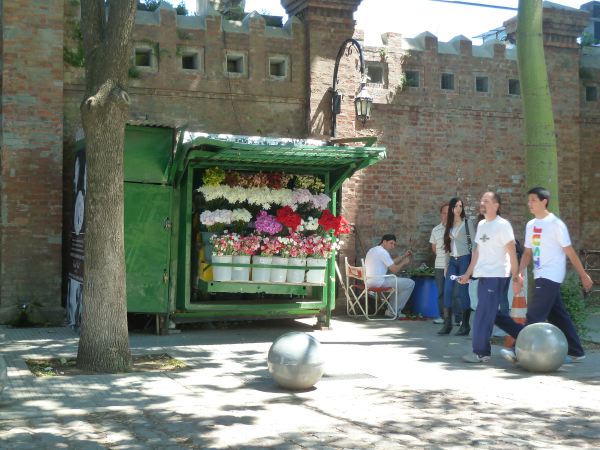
232;255;251;281
306;257;327;284
212;255;233;281
252;255;272;282
270;256;289;283
286;257;307;283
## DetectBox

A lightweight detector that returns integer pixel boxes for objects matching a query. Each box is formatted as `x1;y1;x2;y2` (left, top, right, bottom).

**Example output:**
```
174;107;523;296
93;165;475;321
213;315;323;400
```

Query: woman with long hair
437;197;474;336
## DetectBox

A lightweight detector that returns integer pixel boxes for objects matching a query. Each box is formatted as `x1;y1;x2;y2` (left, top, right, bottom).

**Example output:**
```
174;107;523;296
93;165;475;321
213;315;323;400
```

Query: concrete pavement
1;316;599;449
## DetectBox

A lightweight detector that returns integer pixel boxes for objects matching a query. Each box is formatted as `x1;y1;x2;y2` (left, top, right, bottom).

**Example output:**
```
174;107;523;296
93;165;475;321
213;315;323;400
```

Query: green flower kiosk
122;125;386;333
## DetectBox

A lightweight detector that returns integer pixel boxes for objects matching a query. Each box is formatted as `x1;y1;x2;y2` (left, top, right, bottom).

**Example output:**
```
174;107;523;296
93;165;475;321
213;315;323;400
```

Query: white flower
231;208;252;222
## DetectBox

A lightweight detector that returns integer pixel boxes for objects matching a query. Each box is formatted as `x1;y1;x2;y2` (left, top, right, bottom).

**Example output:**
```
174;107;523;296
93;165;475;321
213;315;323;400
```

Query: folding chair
343;257;397;320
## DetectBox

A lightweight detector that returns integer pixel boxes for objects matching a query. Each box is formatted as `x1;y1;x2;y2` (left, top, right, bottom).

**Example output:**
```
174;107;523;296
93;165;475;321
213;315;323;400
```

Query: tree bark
76;0;136;372
517;0;560;214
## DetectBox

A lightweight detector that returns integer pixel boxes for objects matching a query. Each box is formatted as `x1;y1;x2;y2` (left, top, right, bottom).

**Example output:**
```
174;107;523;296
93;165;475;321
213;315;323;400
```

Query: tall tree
517;0;560;214
76;0;137;372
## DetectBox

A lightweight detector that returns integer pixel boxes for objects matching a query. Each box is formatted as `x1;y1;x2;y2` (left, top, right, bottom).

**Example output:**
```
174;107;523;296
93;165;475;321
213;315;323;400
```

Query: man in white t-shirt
500;187;593;364
458;192;522;363
364;234;415;318
429;203;449;324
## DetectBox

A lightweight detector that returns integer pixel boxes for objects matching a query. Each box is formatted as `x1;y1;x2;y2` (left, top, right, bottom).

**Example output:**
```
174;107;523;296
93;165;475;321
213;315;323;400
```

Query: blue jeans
443;254;471;311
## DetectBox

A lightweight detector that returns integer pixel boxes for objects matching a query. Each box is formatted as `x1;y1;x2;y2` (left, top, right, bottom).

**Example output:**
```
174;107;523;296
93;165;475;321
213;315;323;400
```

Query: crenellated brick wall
0;0;598;322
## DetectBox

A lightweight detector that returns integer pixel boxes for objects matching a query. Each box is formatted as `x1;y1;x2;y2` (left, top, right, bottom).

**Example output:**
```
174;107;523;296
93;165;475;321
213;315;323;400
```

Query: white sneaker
500;348;517;364
432;317;444;324
564;354;586;364
462;353;491;363
384;310;396;318
396;313;406;319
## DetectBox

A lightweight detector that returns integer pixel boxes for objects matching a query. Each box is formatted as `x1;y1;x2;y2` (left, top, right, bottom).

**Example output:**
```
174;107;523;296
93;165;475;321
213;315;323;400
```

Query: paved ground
1;315;599;449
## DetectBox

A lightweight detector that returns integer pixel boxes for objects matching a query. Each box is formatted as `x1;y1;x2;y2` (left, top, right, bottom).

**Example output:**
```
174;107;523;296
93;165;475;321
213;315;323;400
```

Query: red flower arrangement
275;206;302;233
318;210;351;236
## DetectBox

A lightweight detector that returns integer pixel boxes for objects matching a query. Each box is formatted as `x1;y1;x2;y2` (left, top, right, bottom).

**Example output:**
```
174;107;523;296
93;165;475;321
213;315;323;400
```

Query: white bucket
212;255;233;281
252;255;272;282
286;258;307;283
270;256;289;282
232;255;251;281
306;257;327;284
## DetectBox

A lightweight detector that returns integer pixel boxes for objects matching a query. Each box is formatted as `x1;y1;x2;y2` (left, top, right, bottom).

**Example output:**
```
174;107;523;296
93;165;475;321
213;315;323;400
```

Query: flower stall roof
175;132;387;191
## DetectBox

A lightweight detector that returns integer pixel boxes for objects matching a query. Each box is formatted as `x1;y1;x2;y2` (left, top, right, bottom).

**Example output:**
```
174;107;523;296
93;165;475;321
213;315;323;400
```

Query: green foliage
9;303;44;327
560;271;596;340
128;66;141;79
581;32;600;47
63;21;85;67
140;0;162;11
406;264;435;277
138;0;188;15
175;1;188;15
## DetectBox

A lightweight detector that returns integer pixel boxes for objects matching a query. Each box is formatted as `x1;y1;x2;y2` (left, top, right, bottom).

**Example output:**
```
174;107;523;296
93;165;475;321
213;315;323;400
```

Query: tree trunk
517;0;560;214
76;0;137;372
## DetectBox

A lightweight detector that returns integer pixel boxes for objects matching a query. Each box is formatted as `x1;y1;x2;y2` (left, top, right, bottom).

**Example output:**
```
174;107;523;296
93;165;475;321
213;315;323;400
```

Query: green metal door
125;182;172;313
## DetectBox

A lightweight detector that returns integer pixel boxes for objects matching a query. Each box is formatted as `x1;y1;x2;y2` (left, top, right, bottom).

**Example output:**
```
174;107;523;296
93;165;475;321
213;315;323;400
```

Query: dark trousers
472;277;523;357
524;278;585;357
434;268;445;317
443;255;471;311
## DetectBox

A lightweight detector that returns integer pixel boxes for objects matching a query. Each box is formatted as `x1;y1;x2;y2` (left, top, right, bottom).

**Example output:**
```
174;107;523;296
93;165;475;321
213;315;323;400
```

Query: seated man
364;234;415;318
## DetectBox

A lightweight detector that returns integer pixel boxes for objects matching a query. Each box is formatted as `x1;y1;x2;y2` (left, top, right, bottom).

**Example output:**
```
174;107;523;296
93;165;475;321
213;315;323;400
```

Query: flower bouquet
200;209;232;233
231;208;252;234
275;206;302;234
230;234;260;281
318;209;351;236
255;210;283;236
209;231;236;281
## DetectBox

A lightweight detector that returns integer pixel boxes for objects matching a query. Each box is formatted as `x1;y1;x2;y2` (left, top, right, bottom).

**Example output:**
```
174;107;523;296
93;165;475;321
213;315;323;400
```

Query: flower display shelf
199;260;327;295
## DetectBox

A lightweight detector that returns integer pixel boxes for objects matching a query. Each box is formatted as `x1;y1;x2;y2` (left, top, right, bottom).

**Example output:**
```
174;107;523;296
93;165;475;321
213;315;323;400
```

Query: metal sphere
267;332;324;390
515;323;568;373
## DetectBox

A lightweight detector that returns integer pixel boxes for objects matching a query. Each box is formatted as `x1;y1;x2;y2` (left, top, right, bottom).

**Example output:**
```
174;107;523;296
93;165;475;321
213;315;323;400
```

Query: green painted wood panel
125;183;171;313
124;126;174;183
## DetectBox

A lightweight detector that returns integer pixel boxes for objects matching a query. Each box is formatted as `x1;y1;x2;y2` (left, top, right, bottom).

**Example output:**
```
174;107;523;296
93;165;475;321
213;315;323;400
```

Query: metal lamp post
331;38;373;138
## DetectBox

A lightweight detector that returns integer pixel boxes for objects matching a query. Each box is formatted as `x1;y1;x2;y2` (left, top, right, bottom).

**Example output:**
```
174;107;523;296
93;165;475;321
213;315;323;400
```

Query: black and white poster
67;148;86;329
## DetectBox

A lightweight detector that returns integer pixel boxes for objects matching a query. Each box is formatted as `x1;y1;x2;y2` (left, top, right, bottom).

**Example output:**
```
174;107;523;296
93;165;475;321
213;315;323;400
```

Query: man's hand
581;272;593;292
457;274;469;285
512;274;524;295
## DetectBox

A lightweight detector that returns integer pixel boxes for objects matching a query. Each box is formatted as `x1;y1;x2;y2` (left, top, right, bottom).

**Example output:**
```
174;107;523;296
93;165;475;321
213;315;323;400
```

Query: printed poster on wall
67;148;86;329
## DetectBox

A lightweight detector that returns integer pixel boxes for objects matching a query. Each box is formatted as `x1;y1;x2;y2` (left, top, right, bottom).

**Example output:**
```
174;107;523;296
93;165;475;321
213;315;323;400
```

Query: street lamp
331;38;373;138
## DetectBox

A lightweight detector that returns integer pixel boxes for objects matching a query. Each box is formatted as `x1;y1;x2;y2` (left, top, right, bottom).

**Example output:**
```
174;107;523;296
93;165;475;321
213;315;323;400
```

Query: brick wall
1;1;598;323
0;0;64;323
338;6;598;265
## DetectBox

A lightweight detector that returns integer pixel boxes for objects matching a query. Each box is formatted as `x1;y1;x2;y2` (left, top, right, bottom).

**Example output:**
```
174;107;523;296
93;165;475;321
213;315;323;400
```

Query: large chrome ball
515;323;568;373
267;332;324;390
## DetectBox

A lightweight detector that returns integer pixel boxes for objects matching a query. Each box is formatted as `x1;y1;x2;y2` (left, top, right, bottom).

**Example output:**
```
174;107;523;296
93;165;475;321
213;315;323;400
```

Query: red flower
318;210;351;236
275;206;302;233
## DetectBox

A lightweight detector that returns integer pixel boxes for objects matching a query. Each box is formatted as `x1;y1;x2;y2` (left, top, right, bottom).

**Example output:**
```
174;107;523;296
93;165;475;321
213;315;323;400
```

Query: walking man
501;187;593;364
458;192;522;363
364;234;415;318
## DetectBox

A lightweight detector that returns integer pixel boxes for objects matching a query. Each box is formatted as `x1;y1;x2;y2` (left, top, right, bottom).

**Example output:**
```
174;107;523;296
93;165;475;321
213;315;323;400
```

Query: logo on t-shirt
479;234;490;243
532;225;542;269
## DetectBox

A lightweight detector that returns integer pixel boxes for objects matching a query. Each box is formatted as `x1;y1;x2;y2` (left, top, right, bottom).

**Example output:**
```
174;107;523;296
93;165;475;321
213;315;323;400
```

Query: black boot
455;309;472;336
437;308;453;335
